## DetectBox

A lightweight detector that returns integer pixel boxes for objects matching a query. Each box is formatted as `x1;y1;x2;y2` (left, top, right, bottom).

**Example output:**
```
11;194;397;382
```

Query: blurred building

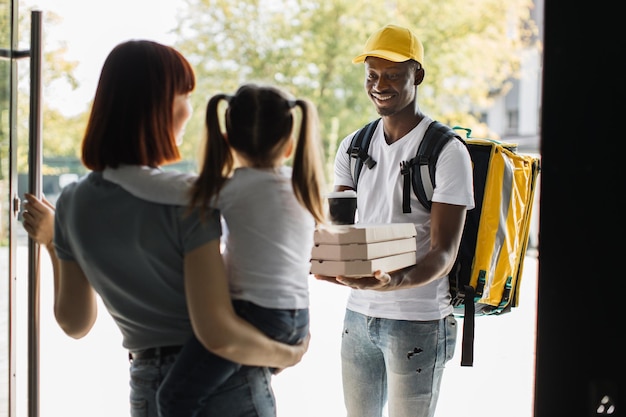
485;0;543;154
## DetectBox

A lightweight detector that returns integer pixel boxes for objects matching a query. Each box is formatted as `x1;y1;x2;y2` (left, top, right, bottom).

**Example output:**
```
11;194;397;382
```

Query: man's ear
414;66;425;86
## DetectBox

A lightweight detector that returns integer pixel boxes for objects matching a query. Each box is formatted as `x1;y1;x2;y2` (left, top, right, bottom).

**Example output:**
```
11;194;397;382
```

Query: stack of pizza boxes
310;223;417;277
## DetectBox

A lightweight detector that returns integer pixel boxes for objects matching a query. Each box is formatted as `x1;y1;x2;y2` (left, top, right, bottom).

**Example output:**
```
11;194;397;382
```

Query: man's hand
312;274;343;285
336;270;392;290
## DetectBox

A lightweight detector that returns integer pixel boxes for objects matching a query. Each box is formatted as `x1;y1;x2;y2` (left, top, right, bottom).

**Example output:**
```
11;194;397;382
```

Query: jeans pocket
129;356;175;417
444;314;458;362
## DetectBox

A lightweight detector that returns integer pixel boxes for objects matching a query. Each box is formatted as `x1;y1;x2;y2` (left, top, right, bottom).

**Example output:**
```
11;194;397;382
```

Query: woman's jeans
133;300;309;417
341;309;457;417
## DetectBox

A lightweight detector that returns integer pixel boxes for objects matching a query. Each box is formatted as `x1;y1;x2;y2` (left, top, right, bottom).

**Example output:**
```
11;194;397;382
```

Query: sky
22;0;183;115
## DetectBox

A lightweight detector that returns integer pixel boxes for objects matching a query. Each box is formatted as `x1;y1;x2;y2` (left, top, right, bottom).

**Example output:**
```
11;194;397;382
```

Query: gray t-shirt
54;171;221;351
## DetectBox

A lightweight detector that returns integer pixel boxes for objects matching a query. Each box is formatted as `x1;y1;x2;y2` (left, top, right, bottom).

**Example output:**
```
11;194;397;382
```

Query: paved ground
273;251;538;417
7;245;537;417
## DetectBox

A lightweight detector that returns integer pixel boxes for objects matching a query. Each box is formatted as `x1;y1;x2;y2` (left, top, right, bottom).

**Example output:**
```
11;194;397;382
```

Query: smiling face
363;56;422;117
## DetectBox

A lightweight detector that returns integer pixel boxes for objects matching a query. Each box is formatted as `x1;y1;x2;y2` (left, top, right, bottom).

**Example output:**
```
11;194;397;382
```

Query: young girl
104;83;326;417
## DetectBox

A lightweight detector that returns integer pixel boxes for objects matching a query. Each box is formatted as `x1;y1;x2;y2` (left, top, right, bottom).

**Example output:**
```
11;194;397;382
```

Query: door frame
0;3;43;417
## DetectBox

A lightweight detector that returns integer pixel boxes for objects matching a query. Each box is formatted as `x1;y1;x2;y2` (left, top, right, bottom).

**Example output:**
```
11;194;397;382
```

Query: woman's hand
273;332;311;375
22;193;55;247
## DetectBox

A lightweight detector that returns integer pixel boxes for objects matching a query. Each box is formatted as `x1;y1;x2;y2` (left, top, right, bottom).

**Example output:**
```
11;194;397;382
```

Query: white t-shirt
103;165;314;310
333;116;475;320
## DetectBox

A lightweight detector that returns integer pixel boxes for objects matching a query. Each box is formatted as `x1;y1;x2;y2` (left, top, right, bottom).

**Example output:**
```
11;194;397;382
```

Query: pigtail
189;94;233;218
291;98;326;224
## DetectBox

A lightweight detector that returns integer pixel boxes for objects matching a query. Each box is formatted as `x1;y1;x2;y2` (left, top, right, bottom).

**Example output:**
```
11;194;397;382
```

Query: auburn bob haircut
81;40;195;171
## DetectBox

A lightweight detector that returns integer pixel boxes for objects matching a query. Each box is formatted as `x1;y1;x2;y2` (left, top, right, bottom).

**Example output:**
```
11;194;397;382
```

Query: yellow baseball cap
352;24;424;66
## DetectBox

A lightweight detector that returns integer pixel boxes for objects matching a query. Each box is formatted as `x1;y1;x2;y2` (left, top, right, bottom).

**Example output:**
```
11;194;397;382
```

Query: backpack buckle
351;147;377;169
400;161;412;213
400;160;412;176
451;292;465;307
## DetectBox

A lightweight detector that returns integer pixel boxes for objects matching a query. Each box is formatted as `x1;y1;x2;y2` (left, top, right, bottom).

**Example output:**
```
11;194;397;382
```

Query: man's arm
333;202;467;291
334;185;354;192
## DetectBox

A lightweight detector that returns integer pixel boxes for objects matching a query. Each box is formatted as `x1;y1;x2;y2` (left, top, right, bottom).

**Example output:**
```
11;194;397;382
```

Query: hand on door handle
21;193;55;248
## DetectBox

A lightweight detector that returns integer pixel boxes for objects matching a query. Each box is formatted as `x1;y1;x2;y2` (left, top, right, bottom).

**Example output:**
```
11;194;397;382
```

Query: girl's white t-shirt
104;165;314;310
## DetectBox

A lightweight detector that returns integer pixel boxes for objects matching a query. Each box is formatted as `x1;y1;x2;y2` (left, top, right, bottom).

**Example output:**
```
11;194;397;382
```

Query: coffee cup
327;190;357;225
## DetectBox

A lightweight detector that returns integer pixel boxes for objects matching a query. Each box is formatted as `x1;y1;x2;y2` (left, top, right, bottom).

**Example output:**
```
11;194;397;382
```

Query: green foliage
15;6;84;175
170;0;538;184
29;0;538;184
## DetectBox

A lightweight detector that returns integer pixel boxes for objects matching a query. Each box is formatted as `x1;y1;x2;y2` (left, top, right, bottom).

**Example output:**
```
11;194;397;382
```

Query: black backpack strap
417;122;472;365
460;283;476;366
404;121;464;212
449;258;476;366
347;119;380;190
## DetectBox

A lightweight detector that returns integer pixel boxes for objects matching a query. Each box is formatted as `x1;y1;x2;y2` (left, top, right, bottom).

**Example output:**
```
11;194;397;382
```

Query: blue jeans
129;351;275;417
157;300;309;417
341;309;457;417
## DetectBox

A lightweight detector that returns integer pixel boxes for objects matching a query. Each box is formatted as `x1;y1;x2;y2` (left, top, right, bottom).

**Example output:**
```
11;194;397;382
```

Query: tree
170;0;538;182
17;0;539;182
15;6;84;175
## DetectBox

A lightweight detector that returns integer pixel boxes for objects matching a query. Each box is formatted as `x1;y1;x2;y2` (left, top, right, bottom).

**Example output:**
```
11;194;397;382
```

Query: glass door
1;2;42;417
1;2;18;415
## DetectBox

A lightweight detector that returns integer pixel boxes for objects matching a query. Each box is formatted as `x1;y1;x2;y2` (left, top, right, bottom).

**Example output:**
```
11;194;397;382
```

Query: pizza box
310;251;416;277
311;237;416;261
314;223;416;245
